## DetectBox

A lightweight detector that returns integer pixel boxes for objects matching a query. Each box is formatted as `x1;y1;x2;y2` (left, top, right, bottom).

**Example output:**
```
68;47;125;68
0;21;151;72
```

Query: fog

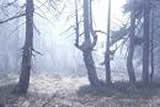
0;0;141;78
1;0;160;106
29;0;127;76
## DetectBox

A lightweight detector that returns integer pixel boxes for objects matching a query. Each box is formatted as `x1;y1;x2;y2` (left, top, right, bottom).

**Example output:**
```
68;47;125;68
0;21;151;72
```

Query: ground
1;71;160;107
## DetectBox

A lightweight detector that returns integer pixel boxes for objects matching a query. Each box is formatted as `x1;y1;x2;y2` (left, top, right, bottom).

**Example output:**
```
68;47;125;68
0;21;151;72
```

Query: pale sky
93;0;126;31
18;0;127;71
18;0;127;46
19;0;127;33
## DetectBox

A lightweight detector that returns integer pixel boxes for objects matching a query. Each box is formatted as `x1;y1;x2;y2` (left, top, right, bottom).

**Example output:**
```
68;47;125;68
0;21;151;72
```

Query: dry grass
1;72;160;107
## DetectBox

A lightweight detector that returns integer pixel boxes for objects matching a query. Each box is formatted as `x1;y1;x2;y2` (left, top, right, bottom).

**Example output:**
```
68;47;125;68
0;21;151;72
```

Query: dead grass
1;72;160;107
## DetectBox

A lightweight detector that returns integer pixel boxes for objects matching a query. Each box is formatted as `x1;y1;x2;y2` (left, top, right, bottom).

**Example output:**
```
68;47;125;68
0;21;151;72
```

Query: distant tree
150;5;155;82
105;0;112;85
0;0;24;73
127;0;136;85
74;0;79;47
142;0;150;85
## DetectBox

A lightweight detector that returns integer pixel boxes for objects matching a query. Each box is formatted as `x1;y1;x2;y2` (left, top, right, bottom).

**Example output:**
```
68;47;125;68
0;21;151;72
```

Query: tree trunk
127;35;136;84
105;0;112;85
143;0;150;85
82;0;99;87
127;0;136;85
83;52;100;86
127;37;136;84
150;8;154;82
74;0;79;46
15;0;34;94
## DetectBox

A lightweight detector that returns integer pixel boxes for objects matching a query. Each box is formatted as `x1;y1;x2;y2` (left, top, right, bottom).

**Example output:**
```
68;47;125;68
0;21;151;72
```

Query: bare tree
127;0;136;85
143;0;150;85
75;0;100;87
74;0;79;47
14;0;34;94
150;6;154;82
105;0;112;85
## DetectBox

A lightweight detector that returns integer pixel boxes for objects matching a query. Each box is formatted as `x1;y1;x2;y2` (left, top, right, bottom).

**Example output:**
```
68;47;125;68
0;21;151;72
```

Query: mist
0;0;160;107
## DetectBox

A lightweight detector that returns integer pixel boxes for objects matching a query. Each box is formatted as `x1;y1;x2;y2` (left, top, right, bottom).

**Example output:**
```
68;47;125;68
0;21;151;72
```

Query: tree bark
83;52;100;86
74;0;79;47
143;0;150;85
105;0;112;85
82;0;100;86
150;8;154;82
15;0;34;94
127;0;136;85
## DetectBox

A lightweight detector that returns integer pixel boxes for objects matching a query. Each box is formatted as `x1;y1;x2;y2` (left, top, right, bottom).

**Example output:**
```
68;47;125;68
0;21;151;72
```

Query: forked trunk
82;0;100;87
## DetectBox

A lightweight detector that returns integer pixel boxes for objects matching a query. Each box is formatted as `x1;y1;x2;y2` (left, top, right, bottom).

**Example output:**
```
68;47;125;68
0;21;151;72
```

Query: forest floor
1;71;160;107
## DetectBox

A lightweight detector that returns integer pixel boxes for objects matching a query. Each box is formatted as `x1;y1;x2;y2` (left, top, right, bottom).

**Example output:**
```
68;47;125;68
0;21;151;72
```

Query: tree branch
0;13;25;24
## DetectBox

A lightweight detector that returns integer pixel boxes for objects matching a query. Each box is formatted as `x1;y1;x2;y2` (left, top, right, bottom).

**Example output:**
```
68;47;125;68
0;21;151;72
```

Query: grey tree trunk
83;0;99;86
150;8;154;82
105;0;112;85
83;52;100;86
15;0;34;94
127;0;136;84
143;0;150;85
75;0;100;87
74;0;79;46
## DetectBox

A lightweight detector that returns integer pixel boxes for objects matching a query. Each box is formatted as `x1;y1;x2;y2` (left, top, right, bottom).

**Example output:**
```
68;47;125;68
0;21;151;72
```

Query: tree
105;0;112;85
14;0;34;94
75;0;100;87
127;0;136;84
142;0;150;85
150;5;155;82
0;0;24;73
74;0;79;47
